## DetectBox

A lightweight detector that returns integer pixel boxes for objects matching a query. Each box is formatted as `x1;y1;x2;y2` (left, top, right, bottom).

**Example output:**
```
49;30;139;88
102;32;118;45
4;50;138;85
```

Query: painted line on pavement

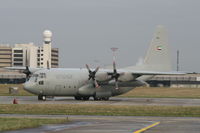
133;121;160;133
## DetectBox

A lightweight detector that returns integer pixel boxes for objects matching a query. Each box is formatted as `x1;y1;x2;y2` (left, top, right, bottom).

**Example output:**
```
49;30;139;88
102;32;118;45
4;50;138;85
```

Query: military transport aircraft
7;25;185;101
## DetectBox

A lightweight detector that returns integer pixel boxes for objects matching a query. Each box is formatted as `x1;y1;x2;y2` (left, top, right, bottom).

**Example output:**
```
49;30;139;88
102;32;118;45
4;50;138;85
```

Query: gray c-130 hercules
7;25;185;101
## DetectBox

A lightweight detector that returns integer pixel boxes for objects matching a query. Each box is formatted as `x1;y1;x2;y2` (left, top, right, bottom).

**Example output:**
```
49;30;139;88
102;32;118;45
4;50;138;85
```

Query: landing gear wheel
38;95;42;100
83;96;90;100
74;96;82;100
102;97;109;101
93;96;100;101
38;95;46;101
93;96;110;101
42;95;46;101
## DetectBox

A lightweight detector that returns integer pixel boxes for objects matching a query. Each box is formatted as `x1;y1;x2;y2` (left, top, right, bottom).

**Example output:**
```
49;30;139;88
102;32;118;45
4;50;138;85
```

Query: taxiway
1;115;200;133
0;96;200;106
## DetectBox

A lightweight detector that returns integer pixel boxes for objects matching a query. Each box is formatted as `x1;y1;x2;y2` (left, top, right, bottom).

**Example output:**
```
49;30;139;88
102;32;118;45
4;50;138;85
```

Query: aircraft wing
115;69;186;75
4;67;43;73
95;68;187;84
101;68;186;75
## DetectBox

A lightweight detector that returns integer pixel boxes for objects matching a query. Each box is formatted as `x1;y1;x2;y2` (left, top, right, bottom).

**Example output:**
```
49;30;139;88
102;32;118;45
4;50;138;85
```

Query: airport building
147;74;200;88
0;30;59;68
0;45;12;68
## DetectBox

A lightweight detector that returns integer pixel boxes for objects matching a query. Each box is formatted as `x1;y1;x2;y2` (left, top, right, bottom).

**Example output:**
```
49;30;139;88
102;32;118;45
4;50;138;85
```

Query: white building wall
14;43;38;67
29;46;38;68
12;47;25;67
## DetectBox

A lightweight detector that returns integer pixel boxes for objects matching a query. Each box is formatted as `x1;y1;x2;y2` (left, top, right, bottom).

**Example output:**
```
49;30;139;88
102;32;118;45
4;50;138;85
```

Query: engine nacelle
118;72;136;82
78;84;95;96
96;72;111;82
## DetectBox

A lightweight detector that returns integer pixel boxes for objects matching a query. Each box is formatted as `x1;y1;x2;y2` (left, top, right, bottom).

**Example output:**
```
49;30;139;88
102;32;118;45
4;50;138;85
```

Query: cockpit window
32;74;39;77
29;74;38;82
39;73;46;78
39;81;44;85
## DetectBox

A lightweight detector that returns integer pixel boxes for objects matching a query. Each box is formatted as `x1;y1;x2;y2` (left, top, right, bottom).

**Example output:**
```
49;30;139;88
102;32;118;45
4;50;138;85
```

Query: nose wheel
38;95;46;101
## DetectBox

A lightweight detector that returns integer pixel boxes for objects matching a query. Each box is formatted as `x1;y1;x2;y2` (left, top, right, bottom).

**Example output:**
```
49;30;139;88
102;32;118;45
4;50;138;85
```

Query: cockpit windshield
30;74;39;82
29;73;46;82
39;73;46;78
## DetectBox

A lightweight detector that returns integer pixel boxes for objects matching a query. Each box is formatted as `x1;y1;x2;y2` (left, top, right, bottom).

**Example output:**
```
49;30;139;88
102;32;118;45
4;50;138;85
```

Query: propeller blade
115;80;119;89
23;66;31;80
85;64;100;88
94;79;99;88
113;61;116;70
86;64;90;72
94;66;99;73
111;47;120;89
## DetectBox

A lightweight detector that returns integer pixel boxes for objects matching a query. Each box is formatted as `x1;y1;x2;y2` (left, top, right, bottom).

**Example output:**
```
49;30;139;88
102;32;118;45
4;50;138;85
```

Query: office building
0;30;58;68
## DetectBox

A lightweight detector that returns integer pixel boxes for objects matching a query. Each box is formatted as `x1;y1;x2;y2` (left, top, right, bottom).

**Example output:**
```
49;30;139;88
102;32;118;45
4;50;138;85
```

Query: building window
41;58;43;60
51;54;58;57
44;41;50;44
41;54;43;56
14;58;23;61
0;53;11;55
14;50;23;53
41;62;43;65
0;49;12;51
52;63;58;65
52;59;58;61
14;63;23;66
14;54;23;57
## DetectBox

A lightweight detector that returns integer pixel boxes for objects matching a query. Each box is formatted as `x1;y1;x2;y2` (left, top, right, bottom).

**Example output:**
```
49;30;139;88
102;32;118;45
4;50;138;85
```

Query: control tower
42;30;52;68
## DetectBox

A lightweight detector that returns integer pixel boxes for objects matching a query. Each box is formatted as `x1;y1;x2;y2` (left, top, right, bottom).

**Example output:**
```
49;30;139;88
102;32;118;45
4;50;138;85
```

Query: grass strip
0;117;68;131
0;104;200;117
0;84;33;96
1;84;200;99
120;87;200;99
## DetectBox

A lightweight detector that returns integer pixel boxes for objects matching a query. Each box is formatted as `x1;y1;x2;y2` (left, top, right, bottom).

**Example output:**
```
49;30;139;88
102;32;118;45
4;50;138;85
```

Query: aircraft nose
23;82;33;92
23;82;40;95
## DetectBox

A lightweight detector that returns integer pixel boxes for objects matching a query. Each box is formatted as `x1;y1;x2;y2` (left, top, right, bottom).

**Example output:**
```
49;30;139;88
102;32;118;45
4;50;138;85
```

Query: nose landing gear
38;95;46;101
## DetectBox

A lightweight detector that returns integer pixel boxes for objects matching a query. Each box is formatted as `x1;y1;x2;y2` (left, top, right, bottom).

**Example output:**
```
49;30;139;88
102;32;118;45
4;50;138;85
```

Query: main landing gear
93;96;109;101
38;95;46;101
74;96;90;100
74;96;110;101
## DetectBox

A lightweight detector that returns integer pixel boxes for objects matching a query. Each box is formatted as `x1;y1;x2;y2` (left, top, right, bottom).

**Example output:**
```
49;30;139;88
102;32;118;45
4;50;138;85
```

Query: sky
0;0;200;72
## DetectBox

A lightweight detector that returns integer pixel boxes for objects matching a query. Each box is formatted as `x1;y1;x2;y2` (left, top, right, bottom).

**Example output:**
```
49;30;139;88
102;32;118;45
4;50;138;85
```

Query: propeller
110;47;120;89
86;64;100;88
23;50;31;80
111;61;120;89
23;66;31;80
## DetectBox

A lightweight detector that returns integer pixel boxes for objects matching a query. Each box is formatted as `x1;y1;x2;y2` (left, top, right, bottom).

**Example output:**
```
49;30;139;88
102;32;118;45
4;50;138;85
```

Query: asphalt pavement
1;115;200;133
0;96;200;106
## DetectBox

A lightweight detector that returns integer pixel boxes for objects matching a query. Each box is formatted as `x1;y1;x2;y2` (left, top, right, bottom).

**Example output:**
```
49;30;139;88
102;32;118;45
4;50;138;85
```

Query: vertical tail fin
126;25;172;71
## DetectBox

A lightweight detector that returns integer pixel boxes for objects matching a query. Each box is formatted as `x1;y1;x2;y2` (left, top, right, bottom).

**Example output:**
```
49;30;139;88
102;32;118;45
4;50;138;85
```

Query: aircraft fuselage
24;68;145;100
